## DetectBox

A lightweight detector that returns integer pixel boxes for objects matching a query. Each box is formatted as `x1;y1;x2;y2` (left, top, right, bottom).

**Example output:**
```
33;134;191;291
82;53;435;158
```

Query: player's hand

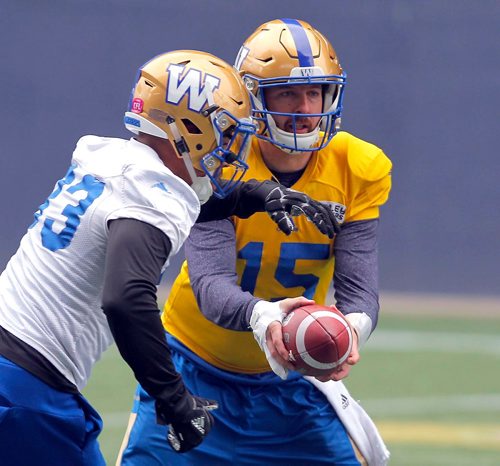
250;296;314;379
315;321;360;382
156;393;218;453
264;185;340;238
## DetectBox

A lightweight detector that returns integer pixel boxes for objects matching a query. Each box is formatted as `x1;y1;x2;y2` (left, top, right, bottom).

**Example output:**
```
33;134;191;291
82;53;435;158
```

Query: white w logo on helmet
166;64;221;113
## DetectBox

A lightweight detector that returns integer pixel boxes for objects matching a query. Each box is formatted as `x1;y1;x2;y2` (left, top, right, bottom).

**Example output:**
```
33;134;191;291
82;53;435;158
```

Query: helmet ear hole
182;119;202;134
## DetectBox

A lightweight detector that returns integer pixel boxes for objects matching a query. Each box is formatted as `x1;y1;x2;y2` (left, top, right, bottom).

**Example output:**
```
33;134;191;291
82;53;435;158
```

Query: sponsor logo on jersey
322;201;347;224
166;64;221;113
152;182;170;193
341;393;349;409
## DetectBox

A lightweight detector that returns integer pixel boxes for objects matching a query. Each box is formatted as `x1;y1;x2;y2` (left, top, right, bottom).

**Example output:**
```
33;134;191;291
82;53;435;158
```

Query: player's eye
222;126;236;149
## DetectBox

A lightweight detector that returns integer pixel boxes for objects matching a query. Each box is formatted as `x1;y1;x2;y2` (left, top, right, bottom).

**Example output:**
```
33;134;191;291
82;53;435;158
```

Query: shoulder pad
336;132;392;182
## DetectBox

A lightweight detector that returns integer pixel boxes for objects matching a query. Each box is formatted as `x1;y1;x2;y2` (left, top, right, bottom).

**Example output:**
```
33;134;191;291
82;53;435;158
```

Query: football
282;304;353;376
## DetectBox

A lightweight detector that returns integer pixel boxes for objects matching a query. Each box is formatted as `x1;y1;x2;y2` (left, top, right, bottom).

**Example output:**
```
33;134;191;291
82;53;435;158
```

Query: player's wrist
250;300;284;340
344;312;372;349
155;387;192;425
250;300;289;380
166;396;217;453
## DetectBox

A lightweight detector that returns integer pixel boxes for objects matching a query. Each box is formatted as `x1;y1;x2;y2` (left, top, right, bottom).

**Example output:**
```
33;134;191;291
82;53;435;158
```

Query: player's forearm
104;294;185;406
333;219;380;345
102;219;187;413
196;179;277;222
191;275;259;330
186;220;259;330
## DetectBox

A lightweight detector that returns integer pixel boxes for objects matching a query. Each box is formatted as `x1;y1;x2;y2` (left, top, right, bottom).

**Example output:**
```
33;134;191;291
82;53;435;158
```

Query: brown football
282;304;353;376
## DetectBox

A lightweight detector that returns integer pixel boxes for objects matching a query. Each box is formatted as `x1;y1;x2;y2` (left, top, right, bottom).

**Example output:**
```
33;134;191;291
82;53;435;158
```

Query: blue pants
119;336;360;465
0;355;105;466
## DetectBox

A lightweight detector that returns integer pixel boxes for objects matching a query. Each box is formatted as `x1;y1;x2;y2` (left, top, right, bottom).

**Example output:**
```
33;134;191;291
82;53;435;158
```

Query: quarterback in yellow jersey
159;133;390;376
118;19;391;466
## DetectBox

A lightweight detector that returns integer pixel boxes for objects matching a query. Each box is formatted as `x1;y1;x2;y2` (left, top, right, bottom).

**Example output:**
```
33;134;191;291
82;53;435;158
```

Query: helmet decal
166;64;221;113
131;98;144;113
281;18;314;67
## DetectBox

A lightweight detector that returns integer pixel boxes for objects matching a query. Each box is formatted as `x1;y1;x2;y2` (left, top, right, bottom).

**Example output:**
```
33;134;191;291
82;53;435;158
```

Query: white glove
249;300;288;380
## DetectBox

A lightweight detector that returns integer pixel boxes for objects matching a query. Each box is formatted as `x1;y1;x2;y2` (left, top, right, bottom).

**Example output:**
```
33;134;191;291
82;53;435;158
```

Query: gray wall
1;0;499;296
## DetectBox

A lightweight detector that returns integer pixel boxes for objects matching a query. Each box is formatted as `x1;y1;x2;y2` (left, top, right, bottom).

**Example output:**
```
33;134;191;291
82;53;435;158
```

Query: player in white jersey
0;50;339;466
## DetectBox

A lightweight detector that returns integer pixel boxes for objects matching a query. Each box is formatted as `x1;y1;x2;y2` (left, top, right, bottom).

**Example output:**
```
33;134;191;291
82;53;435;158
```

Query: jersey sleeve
197;179;278;223
333;219;380;331
341;134;392;222
185;219;259;330
104;165;200;257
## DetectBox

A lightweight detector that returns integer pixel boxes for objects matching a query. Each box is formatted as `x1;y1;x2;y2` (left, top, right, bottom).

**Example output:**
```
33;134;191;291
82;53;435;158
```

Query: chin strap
272;125;321;155
165;116;213;204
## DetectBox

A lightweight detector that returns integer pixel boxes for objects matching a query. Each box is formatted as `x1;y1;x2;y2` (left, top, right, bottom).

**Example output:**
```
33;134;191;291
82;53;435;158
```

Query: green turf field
84;295;500;465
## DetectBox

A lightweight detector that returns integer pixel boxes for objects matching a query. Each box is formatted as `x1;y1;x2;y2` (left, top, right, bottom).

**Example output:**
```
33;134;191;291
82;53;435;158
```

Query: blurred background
1;0;499;296
1;1;499;465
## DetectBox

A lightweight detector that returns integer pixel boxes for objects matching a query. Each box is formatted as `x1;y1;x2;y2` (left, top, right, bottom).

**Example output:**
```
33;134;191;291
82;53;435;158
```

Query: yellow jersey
162;131;392;373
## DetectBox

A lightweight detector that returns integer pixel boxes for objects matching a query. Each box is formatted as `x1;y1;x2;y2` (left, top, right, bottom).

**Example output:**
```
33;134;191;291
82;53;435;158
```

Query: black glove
156;393;218;454
197;179;340;238
264;185;341;238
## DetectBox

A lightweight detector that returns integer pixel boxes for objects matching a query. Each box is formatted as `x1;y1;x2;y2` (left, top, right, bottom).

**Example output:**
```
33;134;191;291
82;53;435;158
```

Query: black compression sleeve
102;218;189;415
197;179;276;222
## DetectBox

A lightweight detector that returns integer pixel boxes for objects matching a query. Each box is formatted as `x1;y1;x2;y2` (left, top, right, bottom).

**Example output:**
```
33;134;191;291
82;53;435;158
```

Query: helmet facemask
243;68;345;155
199;109;254;199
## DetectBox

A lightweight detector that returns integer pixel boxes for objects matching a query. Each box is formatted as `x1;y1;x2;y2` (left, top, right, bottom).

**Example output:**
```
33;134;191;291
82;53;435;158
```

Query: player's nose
294;91;312;113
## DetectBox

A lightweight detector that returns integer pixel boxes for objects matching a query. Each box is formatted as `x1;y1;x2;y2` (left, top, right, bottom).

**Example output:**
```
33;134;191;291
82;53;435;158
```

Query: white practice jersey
0;135;200;390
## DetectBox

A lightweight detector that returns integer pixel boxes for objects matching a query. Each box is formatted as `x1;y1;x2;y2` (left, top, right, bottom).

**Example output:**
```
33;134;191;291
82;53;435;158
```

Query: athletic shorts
118;335;360;465
0;354;105;466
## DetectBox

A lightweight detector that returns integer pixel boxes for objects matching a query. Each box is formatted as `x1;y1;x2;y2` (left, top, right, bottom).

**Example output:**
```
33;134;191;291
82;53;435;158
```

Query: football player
118;20;392;466
0;49;340;466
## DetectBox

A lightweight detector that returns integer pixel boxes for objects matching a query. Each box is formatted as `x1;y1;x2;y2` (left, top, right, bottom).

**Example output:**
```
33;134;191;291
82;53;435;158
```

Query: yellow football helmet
235;19;346;154
125;50;256;201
